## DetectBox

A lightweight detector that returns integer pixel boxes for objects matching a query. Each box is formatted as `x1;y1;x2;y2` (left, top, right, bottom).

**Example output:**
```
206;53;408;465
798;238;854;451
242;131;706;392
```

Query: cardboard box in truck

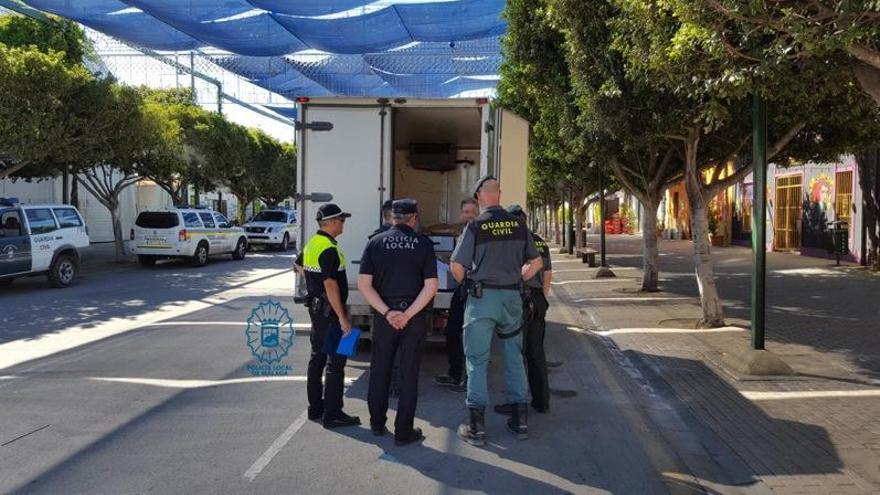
294;98;528;340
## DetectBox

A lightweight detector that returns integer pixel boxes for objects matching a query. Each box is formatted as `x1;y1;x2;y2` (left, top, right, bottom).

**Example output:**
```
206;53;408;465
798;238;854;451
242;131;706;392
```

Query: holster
466;279;483;299
307;296;331;317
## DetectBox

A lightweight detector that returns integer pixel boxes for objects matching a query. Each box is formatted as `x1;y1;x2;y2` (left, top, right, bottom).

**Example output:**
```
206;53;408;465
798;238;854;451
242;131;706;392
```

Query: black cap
381;199;394;211
506;204;526;219
392;198;418;215
315;203;351;222
473;175;497;198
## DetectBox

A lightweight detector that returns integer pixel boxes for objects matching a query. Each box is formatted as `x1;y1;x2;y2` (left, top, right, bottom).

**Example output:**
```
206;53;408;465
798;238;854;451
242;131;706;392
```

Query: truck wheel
138;255;158;267
191;242;209;267
232;238;247;260
49;252;78;287
280;234;289;251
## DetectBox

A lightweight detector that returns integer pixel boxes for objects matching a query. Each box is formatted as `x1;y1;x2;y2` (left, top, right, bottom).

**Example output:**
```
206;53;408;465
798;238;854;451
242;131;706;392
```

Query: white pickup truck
293;98;529;339
0;198;90;287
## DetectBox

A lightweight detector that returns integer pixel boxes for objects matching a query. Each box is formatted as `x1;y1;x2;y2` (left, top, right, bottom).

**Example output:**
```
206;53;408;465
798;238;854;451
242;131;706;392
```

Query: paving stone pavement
548;234;880;494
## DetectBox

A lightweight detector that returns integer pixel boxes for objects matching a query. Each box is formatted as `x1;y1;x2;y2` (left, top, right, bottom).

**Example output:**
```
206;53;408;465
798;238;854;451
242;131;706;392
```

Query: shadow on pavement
0;252;295;346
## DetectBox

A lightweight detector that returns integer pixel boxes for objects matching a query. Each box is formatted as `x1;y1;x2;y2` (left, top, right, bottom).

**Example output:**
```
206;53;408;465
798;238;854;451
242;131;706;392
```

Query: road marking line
742;389;880;401
567;326;745;336
551;279;634;285
570;296;690;303
88;376;354;389
552;267;639;273
243;409;309;482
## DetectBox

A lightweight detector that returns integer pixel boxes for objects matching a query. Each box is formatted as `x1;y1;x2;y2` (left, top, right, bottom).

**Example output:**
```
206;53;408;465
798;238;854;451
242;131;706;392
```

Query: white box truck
294;97;529;339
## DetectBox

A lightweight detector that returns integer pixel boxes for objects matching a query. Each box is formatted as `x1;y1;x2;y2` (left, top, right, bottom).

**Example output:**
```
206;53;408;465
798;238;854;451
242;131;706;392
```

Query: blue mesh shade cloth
21;0;507;99
25;0;201;51
394;0;506;41
264;104;298;120
245;0;370;17
271;8;410;54
123;0;308;56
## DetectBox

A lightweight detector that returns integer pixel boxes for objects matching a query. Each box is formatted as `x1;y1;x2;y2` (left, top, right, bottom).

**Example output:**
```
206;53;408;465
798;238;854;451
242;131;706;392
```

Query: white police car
242;208;298;251
0;198;90;287
129;207;248;267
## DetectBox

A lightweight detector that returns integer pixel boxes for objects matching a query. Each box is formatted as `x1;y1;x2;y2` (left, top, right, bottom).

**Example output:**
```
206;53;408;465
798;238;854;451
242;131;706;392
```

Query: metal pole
561;194;567;248
751;94;768;350
599;168;607;267
568;188;575;254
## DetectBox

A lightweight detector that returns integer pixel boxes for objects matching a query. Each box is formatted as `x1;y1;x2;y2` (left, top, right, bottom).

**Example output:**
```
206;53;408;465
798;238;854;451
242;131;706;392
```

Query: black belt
482;283;521;290
379;297;419;312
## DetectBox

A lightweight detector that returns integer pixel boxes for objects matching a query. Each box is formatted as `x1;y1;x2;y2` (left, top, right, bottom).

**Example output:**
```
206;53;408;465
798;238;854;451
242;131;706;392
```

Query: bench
576;248;598;267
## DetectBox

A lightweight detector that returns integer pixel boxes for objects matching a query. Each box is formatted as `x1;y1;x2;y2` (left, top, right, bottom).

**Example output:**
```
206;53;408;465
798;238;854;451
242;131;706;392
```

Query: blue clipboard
336;327;362;357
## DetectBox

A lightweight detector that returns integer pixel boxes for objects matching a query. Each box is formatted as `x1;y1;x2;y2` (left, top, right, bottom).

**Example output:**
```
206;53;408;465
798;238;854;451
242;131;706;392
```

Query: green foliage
0;14;85;66
0;44;95;179
499;0;602;205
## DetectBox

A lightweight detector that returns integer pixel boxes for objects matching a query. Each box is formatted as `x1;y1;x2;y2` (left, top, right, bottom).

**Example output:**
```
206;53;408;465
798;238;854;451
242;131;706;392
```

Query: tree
189;114;256;224
72;82;154;261
0;14;85;66
499;0;600;251
257;141;297;207
674;1;880;106
606;0;880;325
138;88;215;205
554;0;686;291
659;0;880;271
0;45;94;180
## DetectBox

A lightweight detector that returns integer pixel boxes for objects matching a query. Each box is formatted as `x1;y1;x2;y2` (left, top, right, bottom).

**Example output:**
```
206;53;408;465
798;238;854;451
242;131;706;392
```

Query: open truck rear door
296;104;392;273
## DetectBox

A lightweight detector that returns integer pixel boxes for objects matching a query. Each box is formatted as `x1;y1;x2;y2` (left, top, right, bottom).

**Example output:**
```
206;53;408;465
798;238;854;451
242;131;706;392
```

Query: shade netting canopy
22;0;506;99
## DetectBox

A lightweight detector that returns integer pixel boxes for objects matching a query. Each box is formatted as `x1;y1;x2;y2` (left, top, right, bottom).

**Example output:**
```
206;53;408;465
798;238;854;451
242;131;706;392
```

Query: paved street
550;234;880;494
3;238;879;494
0;247;721;495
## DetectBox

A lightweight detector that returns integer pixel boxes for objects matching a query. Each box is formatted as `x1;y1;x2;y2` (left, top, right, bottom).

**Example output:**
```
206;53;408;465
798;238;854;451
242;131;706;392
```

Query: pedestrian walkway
548;235;880;494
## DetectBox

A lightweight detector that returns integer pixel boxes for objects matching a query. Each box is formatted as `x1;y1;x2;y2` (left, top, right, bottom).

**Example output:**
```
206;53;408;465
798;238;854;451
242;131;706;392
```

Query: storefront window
835;170;853;223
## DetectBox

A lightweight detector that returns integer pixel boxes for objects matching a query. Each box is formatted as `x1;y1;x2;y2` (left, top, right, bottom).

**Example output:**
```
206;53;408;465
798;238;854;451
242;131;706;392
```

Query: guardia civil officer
358;199;439;446
369;199;394;239
495;205;553;415
450;177;543;445
294;203;361;429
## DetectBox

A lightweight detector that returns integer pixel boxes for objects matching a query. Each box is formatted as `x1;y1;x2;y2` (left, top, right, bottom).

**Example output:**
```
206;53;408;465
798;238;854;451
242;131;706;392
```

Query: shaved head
476;178;501;208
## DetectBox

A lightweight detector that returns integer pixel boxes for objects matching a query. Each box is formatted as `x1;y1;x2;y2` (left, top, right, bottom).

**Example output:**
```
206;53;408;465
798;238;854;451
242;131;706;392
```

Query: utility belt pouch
466;279;483;299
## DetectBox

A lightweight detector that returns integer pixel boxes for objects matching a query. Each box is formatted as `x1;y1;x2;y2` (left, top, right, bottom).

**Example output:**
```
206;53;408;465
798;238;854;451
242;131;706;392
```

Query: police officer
294;203;361;429
434;197;480;392
450;177;543;445
358;199;438;446
369;198;401;397
370;199;394;239
495;205;553;415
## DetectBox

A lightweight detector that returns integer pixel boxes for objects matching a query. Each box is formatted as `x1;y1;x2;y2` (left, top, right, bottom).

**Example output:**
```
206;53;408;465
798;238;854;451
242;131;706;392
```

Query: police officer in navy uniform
495;205;553;415
294;203;361;429
450;177;543;445
358;199;439;446
369;198;401;397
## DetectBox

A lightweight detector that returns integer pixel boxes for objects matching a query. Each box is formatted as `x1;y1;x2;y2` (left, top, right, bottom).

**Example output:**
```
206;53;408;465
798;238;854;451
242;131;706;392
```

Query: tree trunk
684;131;726;327
574;194;586;249
856;149;880;270
552;202;560;245
109;199;125;262
640;198;661;292
236;197;249;225
853;59;880;107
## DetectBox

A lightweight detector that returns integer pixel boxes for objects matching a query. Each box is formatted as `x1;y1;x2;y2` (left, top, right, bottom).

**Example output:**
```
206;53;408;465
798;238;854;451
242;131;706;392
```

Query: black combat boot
507;403;529;440
458;407;485;446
